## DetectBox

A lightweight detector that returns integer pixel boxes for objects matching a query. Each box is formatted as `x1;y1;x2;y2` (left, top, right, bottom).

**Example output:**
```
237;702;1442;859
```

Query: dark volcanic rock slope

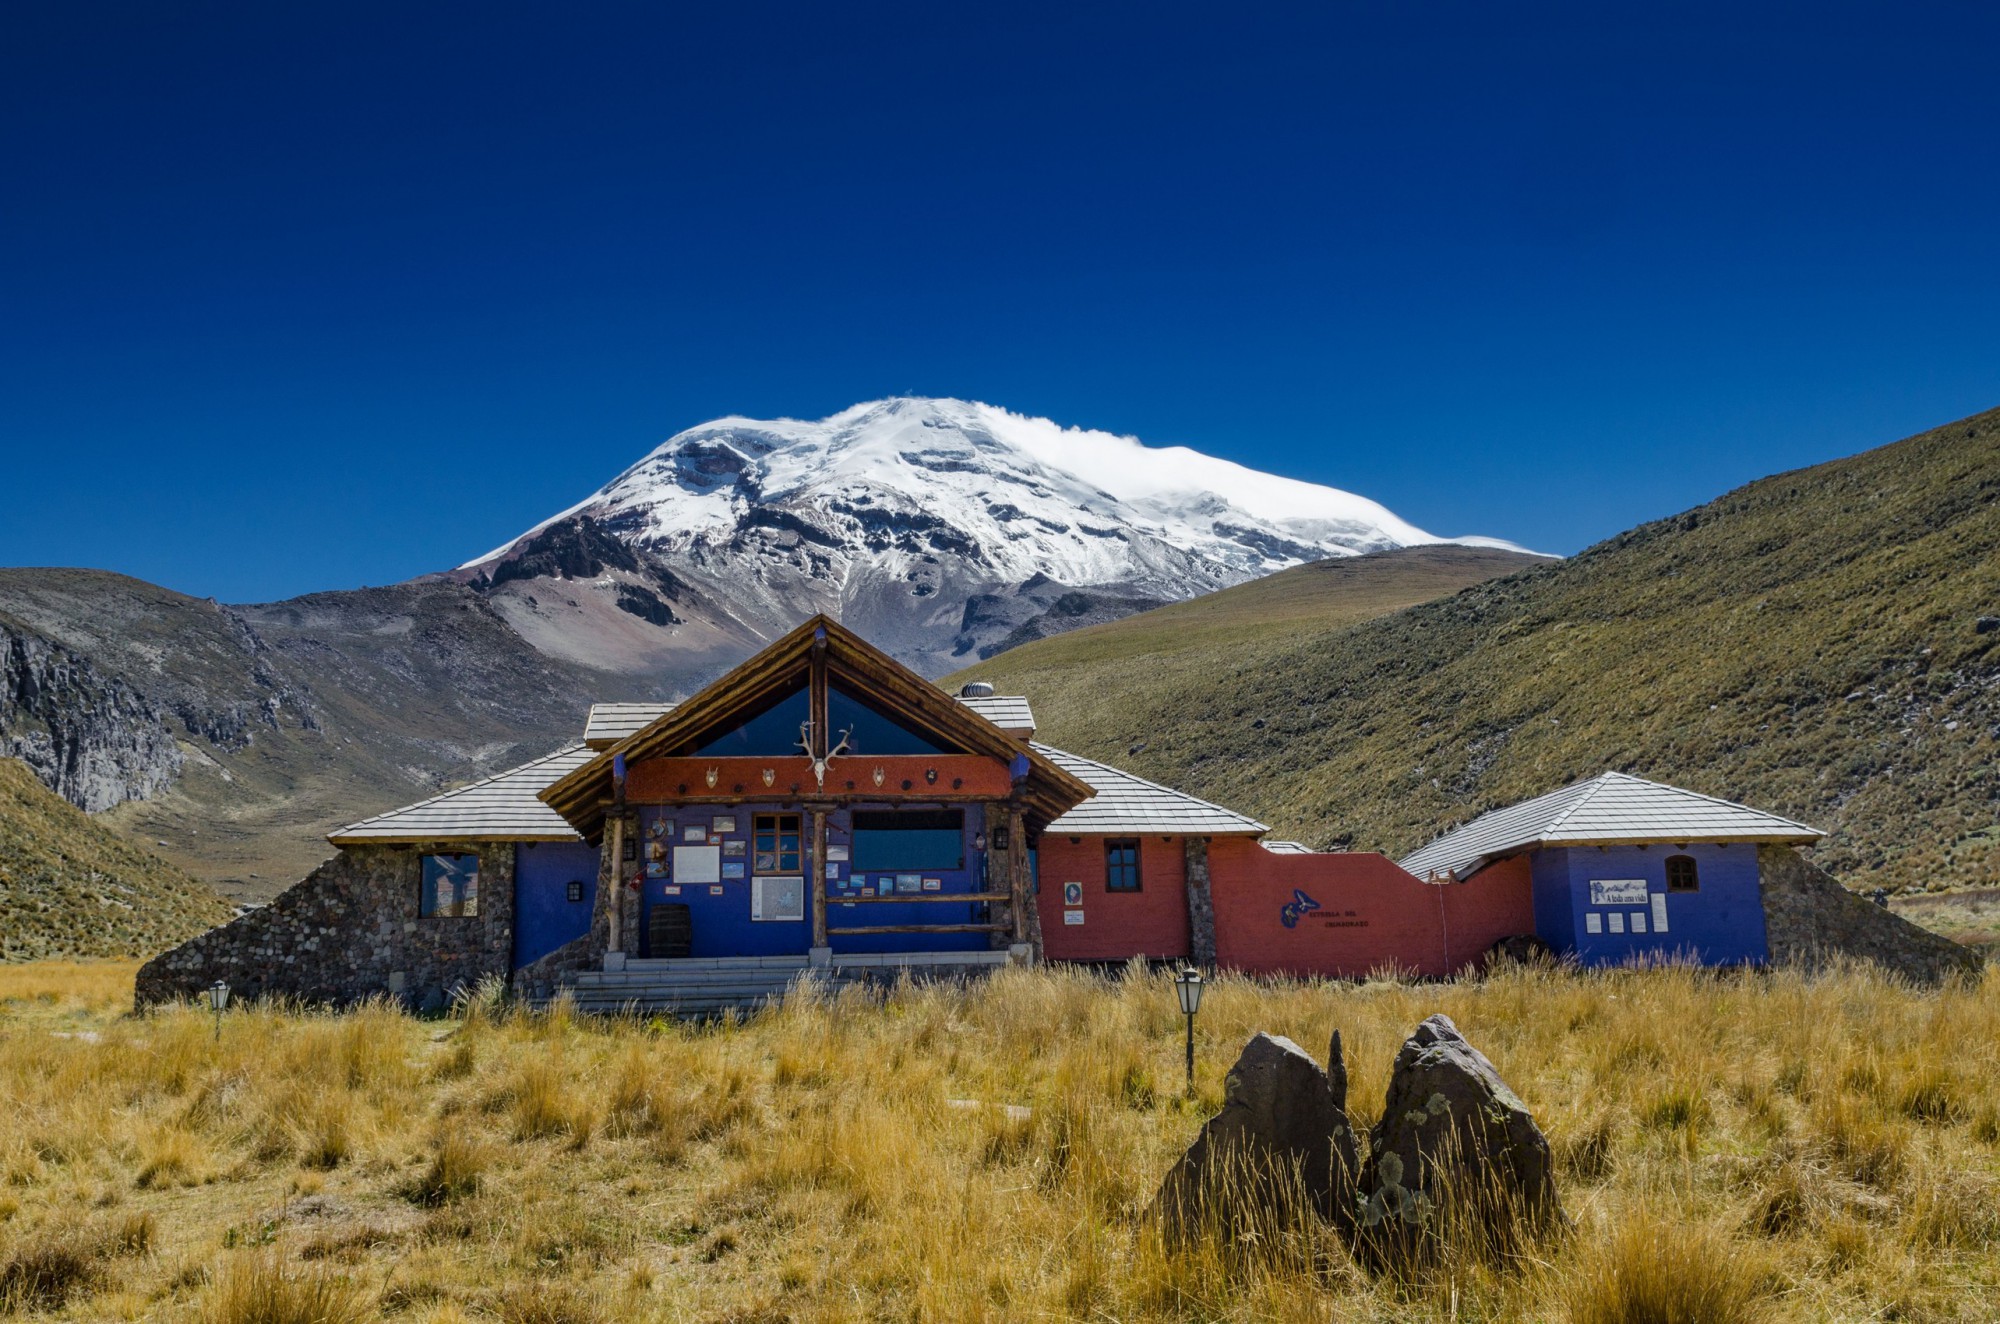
0;570;668;896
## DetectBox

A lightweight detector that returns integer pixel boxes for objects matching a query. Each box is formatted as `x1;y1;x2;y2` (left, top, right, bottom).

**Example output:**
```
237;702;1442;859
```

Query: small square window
566;880;585;903
421;853;480;917
1105;838;1142;892
1666;855;1700;893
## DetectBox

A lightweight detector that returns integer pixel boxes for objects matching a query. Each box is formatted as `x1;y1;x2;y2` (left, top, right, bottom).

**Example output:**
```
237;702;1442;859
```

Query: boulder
1153;1030;1360;1248
1357;1014;1562;1266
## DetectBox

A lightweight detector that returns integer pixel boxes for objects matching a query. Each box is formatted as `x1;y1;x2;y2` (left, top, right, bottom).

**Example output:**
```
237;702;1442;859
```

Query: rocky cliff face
0;570;661;895
0;614;182;812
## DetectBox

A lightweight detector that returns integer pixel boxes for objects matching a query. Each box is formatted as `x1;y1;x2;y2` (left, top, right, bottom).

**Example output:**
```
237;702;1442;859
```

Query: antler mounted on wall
796;721;855;791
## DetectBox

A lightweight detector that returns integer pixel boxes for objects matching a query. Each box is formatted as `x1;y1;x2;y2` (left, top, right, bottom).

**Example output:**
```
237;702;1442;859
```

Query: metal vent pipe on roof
959;681;996;698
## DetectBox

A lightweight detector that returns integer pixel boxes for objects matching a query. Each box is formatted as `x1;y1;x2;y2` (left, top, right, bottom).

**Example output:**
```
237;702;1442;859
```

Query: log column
810;806;829;954
1007;804;1032;955
607;812;626;958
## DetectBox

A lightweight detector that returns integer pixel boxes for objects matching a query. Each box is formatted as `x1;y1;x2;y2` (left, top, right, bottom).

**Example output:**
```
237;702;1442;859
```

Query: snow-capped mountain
458;397;1527;675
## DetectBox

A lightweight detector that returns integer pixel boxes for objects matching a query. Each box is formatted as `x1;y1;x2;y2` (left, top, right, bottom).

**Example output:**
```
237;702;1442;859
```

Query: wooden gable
539;615;1095;839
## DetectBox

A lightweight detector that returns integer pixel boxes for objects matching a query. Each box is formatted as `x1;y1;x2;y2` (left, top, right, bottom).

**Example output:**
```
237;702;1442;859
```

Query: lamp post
207;980;230;1042
1173;967;1204;1095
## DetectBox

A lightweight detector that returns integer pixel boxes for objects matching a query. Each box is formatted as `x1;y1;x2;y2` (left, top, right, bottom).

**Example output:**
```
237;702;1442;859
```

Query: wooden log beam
825;923;1012;935
833;892;1010;904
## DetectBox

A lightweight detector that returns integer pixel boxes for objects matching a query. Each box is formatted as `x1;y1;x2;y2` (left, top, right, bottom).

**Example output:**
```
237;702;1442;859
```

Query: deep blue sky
5;2;1998;601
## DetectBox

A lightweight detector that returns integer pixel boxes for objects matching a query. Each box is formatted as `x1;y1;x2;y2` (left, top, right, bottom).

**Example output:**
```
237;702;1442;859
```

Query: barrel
647;902;692;959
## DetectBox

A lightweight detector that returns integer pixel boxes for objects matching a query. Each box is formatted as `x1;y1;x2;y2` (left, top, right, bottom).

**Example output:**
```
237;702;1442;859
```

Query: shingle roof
956;693;1035;733
584;702;677;748
1397;772;1822;881
1035;743;1266;836
328;746;594;844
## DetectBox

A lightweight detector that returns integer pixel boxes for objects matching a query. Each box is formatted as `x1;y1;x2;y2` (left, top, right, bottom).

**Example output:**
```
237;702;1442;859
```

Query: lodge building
136;616;1830;1012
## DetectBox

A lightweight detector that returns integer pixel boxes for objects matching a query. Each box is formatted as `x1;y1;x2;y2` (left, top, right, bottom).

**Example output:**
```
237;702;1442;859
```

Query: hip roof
1397;771;1821;881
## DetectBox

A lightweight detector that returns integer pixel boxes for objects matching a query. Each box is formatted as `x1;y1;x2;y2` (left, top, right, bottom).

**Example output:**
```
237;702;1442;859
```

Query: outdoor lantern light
1173;967;1205;1094
207;980;230;1041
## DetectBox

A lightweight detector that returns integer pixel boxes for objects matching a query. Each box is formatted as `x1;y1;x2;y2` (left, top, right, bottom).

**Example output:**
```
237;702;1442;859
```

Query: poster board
1588;878;1649;906
673;845;721;884
751;876;806;921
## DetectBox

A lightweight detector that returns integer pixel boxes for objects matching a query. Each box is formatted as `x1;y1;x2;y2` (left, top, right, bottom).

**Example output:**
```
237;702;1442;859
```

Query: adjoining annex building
137;616;1863;1012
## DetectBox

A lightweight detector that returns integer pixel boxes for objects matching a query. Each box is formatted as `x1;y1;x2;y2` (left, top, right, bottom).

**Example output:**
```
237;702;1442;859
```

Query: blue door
513;841;600;969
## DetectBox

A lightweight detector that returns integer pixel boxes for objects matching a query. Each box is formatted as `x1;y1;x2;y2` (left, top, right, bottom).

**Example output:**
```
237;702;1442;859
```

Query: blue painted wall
1529;849;1576;953
512;841;600;969
1532;842;1767;967
829;806;988;954
636;802;991;957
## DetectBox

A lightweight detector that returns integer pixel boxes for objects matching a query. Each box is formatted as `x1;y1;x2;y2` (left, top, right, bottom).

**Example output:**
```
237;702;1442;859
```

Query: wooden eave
326;831;583;847
539;614;1094;840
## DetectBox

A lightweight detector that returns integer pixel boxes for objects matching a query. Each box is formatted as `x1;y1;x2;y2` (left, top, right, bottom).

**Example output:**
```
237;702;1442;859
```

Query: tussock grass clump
0;1211;153;1311
197;1253;370;1324
404;1132;494;1205
1563;1213;1770;1324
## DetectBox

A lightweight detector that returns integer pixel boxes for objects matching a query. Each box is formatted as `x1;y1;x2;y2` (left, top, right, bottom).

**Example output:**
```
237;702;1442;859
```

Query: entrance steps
554;950;1013;1018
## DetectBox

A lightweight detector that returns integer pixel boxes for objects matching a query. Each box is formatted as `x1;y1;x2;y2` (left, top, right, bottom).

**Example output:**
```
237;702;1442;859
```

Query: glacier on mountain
461;397;1524;674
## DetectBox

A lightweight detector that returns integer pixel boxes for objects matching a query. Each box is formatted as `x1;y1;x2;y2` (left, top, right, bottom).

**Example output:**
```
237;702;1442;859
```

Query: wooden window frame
753;813;804;874
1104;837;1142;893
1665;854;1699;893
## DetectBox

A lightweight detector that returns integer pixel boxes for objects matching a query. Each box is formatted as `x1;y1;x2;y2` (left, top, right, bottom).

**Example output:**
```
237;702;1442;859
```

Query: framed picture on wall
713;815;737;834
723;839;746;858
722;861;746;879
648;817;669;839
685;824;708;844
645;862;667;879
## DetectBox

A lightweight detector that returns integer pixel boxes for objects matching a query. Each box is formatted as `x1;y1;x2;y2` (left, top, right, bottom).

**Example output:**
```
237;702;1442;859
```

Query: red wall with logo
1208;841;1535;977
1036;834;1191;960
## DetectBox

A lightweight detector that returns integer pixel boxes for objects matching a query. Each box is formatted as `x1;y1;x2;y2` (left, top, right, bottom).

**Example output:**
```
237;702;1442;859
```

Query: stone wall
135;842;517;1011
1759;845;1981;985
1183;836;1217;966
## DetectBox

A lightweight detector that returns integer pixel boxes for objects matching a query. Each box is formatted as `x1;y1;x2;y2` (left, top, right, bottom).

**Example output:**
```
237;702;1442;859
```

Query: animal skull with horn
796;721;853;792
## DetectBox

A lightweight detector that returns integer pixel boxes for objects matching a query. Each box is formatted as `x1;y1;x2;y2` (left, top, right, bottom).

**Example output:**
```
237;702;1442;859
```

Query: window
1105;838;1142;892
690;684;811;757
828;684;953;756
753;813;803;874
421;853;480;917
1666;855;1699;893
852;809;964;871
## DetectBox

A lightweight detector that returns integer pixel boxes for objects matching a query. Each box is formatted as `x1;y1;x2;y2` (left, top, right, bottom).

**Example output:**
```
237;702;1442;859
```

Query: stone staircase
556;950;1014;1018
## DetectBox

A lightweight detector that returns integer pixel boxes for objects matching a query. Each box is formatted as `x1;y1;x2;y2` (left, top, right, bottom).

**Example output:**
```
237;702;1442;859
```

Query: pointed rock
1357;1014;1563;1266
1153;1031;1360;1248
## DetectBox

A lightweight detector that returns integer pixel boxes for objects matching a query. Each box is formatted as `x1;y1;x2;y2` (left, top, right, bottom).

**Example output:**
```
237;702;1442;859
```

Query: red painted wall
1208;840;1536;978
1037;834;1191;961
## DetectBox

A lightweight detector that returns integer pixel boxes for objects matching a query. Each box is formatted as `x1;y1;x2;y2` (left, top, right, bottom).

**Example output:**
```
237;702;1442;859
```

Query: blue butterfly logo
1279;889;1321;929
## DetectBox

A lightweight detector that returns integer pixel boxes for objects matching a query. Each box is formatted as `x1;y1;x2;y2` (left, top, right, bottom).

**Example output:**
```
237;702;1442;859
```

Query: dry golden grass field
1;959;1996;1323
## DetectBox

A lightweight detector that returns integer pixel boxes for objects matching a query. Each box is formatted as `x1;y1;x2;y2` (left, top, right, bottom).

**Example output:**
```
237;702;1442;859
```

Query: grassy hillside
960;406;2000;895
0;759;232;960
949;545;1547;751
